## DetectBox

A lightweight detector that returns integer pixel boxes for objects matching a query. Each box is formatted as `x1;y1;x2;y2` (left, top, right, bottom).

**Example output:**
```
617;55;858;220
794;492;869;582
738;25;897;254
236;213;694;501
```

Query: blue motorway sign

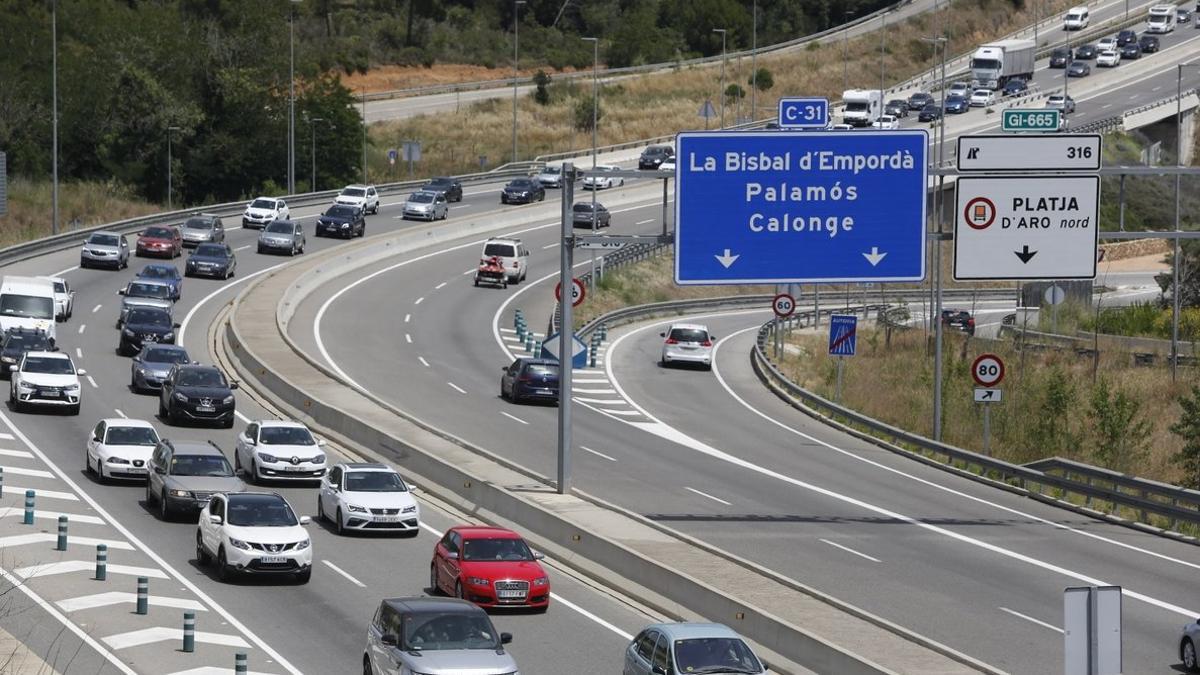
828;315;858;356
777;98;829;129
674;130;928;285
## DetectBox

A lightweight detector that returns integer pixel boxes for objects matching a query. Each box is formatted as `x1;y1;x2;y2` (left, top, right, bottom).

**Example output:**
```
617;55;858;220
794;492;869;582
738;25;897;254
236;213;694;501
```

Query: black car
1116;29;1138;46
119;307;178;356
1;329;53;378
1002;78;1029;96
638;145;674;170
185;243;236;279
1075;43;1098;59
1067;61;1091;77
1120;42;1142;59
316;204;366;238
918;102;943;122
572;202;611;228
1049;47;1073;68
423;176;463;202
884;99;909;117
1138;35;1160;52
500;178;545;205
130;344;191;393
941;310;975;336
907;91;934;110
159;364;237;427
500;358;560;404
944;95;969;114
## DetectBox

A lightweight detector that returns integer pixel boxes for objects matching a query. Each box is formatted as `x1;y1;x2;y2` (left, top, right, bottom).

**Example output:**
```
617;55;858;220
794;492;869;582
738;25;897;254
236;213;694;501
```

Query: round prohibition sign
964;196;996;230
555;278;586;307
772;293;796;318
971;353;1005;387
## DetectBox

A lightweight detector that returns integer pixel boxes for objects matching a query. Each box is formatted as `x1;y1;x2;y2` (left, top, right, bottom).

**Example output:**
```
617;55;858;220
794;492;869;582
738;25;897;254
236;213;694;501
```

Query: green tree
1030;367;1079;456
574;95;602;131
750;67;774;92
533;70;551;105
724;83;746;102
1171;386;1200;489
1087;378;1150;473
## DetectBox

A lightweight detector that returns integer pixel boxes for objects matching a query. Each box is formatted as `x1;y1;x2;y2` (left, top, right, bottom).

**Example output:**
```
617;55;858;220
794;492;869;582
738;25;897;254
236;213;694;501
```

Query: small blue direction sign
777;98;830;129
828;315;858;356
540;332;588;368
674;130;928;285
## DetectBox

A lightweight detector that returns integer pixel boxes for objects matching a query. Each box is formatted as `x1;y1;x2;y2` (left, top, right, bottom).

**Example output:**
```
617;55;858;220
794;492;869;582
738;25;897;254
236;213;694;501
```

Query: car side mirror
132;356;141;363
652;666;667;675
532;551;545;560
173;322;181;328
659;332;666;338
762;662;770;671
7;366;16;373
208;514;222;525
76;369;87;376
229;382;239;390
153;465;165;475
299;515;312;525
446;551;459;560
317;439;327;447
380;634;398;647
500;632;513;645
117;289;126;295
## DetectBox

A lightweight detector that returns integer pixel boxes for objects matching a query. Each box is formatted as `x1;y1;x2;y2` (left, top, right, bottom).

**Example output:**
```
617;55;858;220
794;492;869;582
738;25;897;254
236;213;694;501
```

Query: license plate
195;405;215;413
374;515;400;522
127;467;147;474
260;555;286;564
282;465;307;472
497;590;526;599
39;389;60;397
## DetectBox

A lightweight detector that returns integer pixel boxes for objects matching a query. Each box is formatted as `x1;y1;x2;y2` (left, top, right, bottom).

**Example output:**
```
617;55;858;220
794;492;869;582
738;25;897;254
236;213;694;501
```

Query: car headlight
64;384;80;392
228;537;251;550
466;576;490;586
168;489;192;498
340;223;350;228
346;504;368;513
222;395;234;404
123;329;135;337
1;356;14;364
295;538;311;551
106;457;130;464
533;576;549;587
163;332;174;341
257;452;278;463
187;261;196;267
16;381;33;391
402;505;418;514
311;454;325;464
173;392;188;402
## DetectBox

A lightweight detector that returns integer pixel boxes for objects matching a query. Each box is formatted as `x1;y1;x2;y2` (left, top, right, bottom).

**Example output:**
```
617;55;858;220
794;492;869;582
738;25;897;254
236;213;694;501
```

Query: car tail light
512;261;519;268
968;318;976;327
701;339;713;347
517;375;533;382
664;338;678;345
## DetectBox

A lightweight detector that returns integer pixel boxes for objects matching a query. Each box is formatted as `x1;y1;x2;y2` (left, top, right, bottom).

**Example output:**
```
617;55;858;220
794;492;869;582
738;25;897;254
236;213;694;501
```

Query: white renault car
8;351;84;414
659;323;715;370
234;420;327;483
334;184;380;214
318;463;420;536
196;491;312;583
241;197;290;230
582;165;625;190
86;418;159;481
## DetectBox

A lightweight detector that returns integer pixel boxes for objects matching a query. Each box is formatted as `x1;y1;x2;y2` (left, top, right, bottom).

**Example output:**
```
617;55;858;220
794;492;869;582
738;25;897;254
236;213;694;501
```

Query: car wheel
167;403;180;426
145;480;155;505
96;458;105;482
222;416;233;429
295;568;311;584
363;656;373;675
196;532;211;565
86;451;95;474
248;459;259;484
1184;638;1199;672
68;404;80;416
289;244;296;257
159;491;171;521
316;495;325;521
216;547;232;581
429;563;440;595
335;507;346;536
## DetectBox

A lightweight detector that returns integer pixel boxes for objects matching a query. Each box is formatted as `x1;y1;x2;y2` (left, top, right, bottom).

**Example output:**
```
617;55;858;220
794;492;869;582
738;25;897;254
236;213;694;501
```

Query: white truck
969;39;1036;90
0;276;57;343
1147;4;1177;32
841;89;882;127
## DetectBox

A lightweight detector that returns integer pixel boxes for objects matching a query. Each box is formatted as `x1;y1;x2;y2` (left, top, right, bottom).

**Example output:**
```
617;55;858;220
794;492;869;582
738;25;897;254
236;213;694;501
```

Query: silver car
180;214;225;247
256;219;305;256
79;231;130;270
117;280;174;327
129;344;191;393
364;597;518;675
624;623;767;675
145;439;245;520
535;164;575;188
402;191;449;221
1181;618;1200;671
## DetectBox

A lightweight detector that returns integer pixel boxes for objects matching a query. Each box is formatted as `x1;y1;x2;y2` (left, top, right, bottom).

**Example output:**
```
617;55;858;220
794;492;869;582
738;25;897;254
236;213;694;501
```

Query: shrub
750;68;774;91
1087;378;1150;473
574;96;602;131
1171;386;1200;489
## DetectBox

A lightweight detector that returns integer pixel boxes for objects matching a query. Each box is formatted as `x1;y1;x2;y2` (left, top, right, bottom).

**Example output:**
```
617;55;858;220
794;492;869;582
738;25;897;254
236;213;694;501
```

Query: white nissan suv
234;420;327;483
334;184;380;214
318;463;420;536
8;351;85;414
196;491;312;583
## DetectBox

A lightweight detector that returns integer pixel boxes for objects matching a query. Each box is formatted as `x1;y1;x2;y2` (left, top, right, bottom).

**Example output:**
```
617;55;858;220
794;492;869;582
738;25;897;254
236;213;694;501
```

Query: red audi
136;225;182;258
430;526;550;611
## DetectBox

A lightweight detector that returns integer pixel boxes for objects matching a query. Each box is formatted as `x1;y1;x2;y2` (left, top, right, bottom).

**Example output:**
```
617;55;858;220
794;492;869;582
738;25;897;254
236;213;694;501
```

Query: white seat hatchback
86;418;160;481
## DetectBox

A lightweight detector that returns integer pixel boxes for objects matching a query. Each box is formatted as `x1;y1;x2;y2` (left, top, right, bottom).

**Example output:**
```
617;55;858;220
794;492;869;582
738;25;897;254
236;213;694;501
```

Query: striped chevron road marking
0;533;134;550
168;667;282;675
102;626;250;650
0;449;34;459
14;560;168;580
57;591;207;613
4;485;78;501
0;466;56;479
0;507;104;525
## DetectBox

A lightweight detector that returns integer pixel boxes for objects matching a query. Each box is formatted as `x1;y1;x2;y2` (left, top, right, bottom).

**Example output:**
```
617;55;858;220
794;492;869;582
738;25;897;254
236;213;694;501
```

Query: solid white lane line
580;446;617;462
113;408;127;418
999;607;1063;634
418;357;430;368
542;243;557;249
414;296;424;305
322;560;367;587
78;324;86;334
685;487;732;506
177;262;288;347
86;376;99;389
820;539;882;563
405;334;413;344
435;281;447;290
75;347;82;358
500;411;528;425
404;313;411;323
447;382;466;394
234;245;252;251
91;304;102;314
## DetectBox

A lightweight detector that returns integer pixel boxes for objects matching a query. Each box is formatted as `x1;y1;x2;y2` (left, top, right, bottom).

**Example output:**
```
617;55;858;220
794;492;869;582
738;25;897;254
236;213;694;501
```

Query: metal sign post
556;163;575;495
828;315;858;401
973;388;1003;454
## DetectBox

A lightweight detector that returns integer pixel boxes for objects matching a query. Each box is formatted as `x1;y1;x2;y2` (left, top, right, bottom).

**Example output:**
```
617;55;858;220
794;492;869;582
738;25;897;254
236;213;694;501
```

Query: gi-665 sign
1001;109;1061;133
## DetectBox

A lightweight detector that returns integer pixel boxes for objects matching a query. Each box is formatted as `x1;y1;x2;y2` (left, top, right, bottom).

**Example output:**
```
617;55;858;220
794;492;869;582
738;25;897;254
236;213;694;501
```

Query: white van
1148;4;1177;32
1063;6;1090;29
480;238;529;283
0;277;57;343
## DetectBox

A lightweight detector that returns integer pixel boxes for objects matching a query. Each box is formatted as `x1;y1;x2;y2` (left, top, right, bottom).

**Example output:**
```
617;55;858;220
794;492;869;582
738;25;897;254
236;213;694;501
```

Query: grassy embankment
0;178;160;249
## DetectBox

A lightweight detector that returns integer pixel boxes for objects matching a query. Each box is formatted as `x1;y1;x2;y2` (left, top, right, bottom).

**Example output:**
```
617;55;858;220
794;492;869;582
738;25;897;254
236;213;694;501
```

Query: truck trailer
970;39;1036;90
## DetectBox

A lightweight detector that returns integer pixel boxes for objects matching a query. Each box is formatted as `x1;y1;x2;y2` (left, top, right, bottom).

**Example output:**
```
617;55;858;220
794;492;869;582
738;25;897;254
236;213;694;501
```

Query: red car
430;526;550;611
136;225;182;258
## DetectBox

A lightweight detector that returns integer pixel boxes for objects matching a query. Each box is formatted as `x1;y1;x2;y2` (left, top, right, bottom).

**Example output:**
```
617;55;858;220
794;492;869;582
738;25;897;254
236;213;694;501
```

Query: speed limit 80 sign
971;353;1005;387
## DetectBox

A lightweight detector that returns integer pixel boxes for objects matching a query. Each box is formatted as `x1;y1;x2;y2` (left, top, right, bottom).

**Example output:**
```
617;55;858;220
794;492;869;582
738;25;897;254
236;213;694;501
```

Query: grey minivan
145;439;245;520
364;597;517;675
624;623;767;675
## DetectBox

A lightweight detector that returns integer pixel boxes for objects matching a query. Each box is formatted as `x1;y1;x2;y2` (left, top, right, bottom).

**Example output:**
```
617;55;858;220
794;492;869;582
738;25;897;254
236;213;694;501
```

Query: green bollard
23;490;34;525
235;653;248;674
183;611;196;652
95;544;107;581
136;577;148;615
56;515;68;551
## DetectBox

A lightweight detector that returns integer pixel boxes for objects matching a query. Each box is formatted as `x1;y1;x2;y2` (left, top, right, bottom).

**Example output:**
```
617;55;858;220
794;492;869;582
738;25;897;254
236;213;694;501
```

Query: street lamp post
751;0;757;123
288;0;302;195
1172;62;1199;381
310;117;326;192
880;12;887;96
167;126;180;211
922;34;949;441
512;0;526;164
843;11;854;93
51;0;59;235
582;37;600;281
713;29;727;129
361;88;368;184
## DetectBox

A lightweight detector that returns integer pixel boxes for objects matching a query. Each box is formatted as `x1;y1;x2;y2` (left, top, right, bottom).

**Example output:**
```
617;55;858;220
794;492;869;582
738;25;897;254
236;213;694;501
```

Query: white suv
234;420;327;483
660;323;715;369
318;463;420;536
241;197;290;230
480;238;529;283
8;351;85;414
335;184;380;214
196;491;312;582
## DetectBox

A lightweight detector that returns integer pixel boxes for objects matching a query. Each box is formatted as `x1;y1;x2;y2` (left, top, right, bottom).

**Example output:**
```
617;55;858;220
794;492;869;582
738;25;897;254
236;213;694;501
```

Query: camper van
1063;6;1090;29
0;277;57;343
1147;4;1177;32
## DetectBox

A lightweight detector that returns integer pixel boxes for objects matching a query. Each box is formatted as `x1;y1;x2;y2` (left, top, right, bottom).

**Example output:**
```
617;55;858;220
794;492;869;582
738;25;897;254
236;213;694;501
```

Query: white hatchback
235;420;327;483
969;89;996;107
196;491;312;583
334;184;380;214
86;418;159;481
8;351;84;414
660;323;715;369
1096;49;1121;67
582;165;625;190
318;463;420;536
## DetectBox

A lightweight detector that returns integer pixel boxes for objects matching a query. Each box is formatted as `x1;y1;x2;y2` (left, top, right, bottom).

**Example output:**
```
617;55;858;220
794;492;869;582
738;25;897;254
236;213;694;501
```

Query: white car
660;323;715;370
8;351;84;414
1096;49;1121;67
659;158;676;172
830;123;855;130
535;164;573;188
241;197;290;230
196;491;312;582
1097;37;1118;51
582;165;625;190
317;463;420;536
86;418;159;481
334;184;380;214
234;420;327;483
44;276;74;322
871;115;899;129
969;90;996;107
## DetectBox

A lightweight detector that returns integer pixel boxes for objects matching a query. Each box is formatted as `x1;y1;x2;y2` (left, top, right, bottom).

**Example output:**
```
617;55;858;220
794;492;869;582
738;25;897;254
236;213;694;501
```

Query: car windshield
345;471;408;492
143;227;174;238
194;244;226;258
409;193;435;203
461;537;534;561
143;347;189;364
226;495;298;526
0;295;54;320
644;147;669;156
326;205;356;218
428;178;453;187
251;199;276;210
265;222;293;234
340;188;365;198
669;328;709;342
673;637;762;674
177;369;227;388
483;244;516;257
5;333;51;351
126;309;171;327
541;166;560;175
139;266;177;279
88;234;119;246
184;218;213;230
403;612;500;651
508;180;533;189
170;454;233;477
105;426;159;446
127;283;170;299
259;426;315;445
23;356;74;375
845;102;868;112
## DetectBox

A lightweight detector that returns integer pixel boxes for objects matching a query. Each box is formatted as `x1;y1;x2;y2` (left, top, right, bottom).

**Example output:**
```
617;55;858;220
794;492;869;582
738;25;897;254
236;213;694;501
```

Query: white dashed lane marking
447;382;466;394
500;412;528;425
322;560;367;588
91;304;102;313
685;487;732;506
580;446;617;462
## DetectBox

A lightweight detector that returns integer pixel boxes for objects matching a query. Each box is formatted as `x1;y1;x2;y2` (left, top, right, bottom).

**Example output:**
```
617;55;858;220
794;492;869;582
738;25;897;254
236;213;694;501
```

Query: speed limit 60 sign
971;353;1005;387
772;293;795;318
555;278;586;307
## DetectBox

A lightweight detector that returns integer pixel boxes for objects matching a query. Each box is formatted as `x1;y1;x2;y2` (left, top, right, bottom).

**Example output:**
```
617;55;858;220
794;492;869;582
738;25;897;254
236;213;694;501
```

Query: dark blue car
499;358;560;404
135;264;183;300
185;243;237;280
1002;78;1028;96
944;95;969;114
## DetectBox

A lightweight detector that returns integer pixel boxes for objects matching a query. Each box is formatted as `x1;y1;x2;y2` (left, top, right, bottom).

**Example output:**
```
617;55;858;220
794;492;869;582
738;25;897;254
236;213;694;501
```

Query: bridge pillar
1181;107;1196;166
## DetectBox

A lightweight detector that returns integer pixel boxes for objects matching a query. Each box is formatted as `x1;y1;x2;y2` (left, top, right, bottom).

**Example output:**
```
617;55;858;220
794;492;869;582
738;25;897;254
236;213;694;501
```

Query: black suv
1;329;54;378
941;310;976;336
1049;47;1073;68
119;307;178;356
159;364;238;428
1138;35;1160;52
500;178;545;205
1116;29;1138;46
423;176;463;202
316;204;366;238
638;145;674;170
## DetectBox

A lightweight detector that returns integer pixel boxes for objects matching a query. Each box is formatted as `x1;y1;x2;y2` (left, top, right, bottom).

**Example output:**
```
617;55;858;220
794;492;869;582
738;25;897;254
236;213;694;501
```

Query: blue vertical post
56;515;68;551
95;544;107;581
235;653;248;674
136;577;148;615
182;611;195;652
23;490;34;524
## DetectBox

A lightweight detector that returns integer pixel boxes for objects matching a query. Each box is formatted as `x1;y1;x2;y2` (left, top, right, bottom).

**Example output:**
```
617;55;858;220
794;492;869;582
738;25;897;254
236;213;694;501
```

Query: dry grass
343;63;585;93
0;178;160;249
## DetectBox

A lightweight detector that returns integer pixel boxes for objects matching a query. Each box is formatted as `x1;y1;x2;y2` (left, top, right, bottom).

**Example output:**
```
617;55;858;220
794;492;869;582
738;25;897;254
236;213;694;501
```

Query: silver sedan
256;220;305;256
